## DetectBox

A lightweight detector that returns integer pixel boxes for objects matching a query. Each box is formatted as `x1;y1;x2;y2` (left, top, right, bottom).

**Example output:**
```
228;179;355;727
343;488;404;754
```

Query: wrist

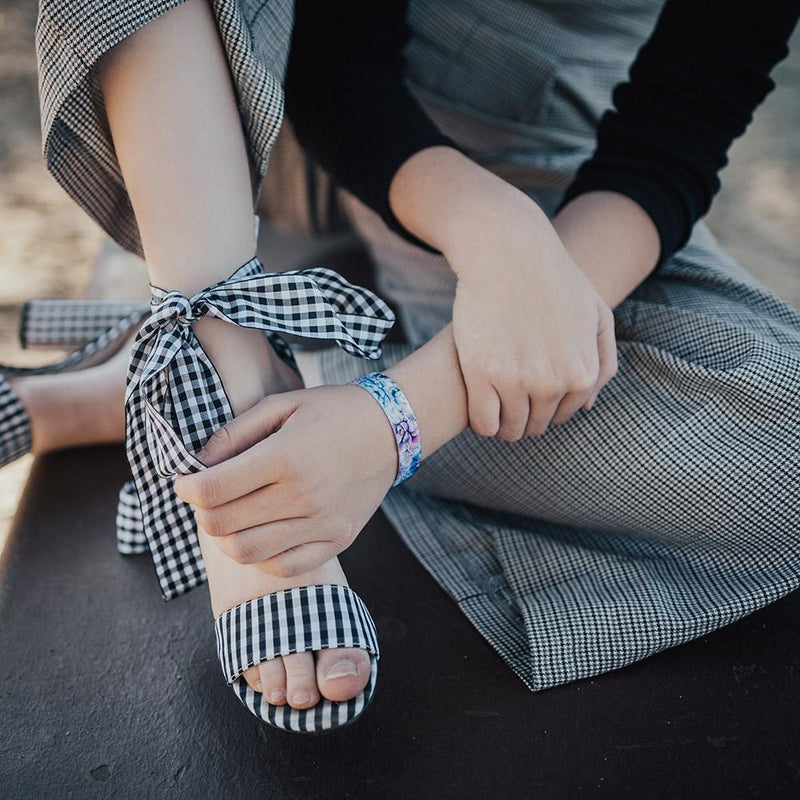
349;373;422;486
389;147;548;260
344;383;401;483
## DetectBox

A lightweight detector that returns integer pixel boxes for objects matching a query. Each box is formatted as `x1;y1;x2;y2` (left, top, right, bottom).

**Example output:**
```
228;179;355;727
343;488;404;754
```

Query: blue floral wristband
350;372;421;486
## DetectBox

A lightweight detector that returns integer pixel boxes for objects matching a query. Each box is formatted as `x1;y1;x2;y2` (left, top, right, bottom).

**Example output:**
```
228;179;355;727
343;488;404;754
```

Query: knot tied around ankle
125;257;395;599
151;292;199;330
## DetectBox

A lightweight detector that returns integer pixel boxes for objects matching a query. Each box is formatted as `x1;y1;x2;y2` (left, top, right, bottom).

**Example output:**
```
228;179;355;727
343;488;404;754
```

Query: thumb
196;391;301;467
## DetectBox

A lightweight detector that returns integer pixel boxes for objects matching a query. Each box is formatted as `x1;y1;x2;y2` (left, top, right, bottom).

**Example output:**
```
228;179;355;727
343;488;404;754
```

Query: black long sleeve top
285;0;799;262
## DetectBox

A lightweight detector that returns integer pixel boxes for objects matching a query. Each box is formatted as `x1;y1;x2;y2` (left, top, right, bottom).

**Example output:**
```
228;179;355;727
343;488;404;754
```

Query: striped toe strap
215;585;380;733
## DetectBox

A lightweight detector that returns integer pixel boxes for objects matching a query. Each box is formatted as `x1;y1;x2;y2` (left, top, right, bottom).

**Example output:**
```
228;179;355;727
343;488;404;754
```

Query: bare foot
10;332;134;454
193;320;371;709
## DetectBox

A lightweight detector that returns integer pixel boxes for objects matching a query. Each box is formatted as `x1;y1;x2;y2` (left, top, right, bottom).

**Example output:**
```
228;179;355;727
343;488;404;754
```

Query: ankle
193;318;302;416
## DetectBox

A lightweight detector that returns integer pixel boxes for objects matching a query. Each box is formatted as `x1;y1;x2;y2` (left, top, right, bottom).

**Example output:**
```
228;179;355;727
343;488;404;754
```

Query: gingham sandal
0;304;149;470
125;256;393;732
217;586;380;732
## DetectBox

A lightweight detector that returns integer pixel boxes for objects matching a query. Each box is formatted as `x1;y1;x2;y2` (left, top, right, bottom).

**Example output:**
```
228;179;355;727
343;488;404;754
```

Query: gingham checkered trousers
125;258;394;599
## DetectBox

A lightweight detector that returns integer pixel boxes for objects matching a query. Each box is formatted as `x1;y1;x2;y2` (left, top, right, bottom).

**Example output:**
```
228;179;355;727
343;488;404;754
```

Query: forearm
390;148;658;304
383;151;660;457
552;191;660;308
389;146;550;260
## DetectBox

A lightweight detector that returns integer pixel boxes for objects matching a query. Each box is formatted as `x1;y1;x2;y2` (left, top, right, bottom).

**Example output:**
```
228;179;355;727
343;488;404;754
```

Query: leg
97;0;369;707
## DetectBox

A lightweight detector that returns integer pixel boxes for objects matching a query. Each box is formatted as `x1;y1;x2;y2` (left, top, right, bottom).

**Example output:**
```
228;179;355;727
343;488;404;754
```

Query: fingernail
325;659;358;680
254;680;262;692
268;689;284;704
292;690;312;706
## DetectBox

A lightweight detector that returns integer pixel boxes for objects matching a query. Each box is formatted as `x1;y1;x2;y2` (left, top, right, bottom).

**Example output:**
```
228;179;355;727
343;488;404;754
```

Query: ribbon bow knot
124;257;395;599
154;292;198;329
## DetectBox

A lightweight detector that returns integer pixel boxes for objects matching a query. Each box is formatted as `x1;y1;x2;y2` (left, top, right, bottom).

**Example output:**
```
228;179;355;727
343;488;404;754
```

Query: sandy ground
0;6;798;552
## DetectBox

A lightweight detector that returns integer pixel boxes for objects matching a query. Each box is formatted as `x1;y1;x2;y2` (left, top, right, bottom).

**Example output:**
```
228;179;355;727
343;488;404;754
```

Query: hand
389;147;618;441
174;384;397;577
448;192;618;439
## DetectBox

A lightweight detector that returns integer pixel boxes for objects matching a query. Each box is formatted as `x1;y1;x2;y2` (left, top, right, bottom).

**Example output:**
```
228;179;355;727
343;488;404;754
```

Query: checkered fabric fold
115;480;148;555
0;377;32;469
215;585;380;732
125;257;395;599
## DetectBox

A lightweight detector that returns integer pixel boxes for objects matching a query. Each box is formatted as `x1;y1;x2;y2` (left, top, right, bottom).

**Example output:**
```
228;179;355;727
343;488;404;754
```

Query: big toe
315;648;372;703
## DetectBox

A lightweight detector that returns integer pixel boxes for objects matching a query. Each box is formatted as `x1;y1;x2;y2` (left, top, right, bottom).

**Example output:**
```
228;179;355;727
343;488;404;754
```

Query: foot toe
315;648;371;703
283;652;320;709
258;657;287;706
242;665;262;693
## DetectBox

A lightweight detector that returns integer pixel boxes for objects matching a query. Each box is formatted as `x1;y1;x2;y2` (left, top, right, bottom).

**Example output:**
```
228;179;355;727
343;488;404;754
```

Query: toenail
292;691;312;706
325;659;359;680
268;689;284;703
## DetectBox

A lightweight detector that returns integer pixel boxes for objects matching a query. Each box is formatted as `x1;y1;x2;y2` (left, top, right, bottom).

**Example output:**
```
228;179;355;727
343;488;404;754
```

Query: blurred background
0;0;798;548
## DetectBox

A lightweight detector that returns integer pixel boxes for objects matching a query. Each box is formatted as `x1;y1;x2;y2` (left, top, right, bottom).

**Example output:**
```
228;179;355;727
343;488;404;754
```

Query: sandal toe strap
214;585;379;683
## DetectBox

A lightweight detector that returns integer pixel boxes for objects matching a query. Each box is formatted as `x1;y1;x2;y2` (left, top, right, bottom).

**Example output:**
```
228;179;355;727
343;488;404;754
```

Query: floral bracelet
350;372;421;486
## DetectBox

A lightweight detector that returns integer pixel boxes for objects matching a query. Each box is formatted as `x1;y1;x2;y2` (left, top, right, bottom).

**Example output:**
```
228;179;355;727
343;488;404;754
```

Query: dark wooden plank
1;446;799;800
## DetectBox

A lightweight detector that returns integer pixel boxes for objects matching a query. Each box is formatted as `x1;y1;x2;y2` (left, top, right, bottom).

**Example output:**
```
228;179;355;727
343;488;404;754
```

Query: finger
551;388;593;426
255;541;342;579
584;309;619;411
193;481;301;538
212;518;321;565
551;359;598;427
197;392;301;467
523;394;562;438
466;379;501;438
496;389;530;442
175;434;288;509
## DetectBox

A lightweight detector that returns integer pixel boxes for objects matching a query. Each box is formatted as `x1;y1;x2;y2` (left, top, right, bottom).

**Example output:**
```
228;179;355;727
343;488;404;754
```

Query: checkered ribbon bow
124;258;395;599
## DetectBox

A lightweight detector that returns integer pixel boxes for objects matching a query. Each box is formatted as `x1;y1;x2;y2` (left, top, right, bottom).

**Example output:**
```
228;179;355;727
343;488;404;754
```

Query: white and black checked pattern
0;378;32;469
294;1;800;692
125;257;394;600
115;480;148;555
1;295;151;554
20;299;149;350
215;585;380;732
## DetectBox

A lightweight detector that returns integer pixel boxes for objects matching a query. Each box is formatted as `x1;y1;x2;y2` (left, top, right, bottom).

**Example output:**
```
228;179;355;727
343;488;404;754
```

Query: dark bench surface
2;445;799;800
